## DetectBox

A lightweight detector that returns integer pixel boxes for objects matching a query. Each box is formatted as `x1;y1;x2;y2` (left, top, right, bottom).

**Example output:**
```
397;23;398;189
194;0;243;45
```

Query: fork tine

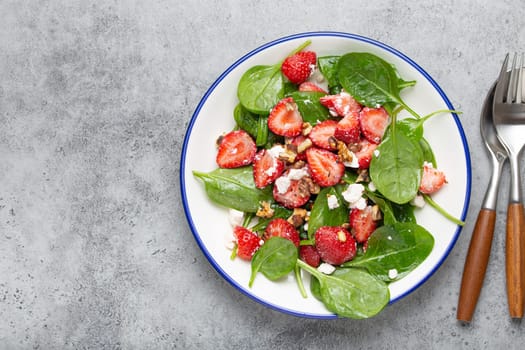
507;53;519;103
495;53;510;103
518;53;524;104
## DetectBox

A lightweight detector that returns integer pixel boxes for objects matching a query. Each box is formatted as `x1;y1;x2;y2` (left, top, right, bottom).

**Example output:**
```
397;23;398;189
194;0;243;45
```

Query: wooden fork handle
506;202;525;318
505;203;525;318
457;208;496;322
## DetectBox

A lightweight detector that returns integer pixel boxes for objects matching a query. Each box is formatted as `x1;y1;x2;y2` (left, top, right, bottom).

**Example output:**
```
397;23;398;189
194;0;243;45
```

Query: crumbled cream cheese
410;194;426;208
343;151;359;168
373;149;380;157
288;167;309;180
388;268;398;280
342;183;365;203
228;209;244;227
268;145;285;158
275;176;291;194
327;194;340;210
317;263;336;275
350;197;367;210
224;230;236;250
368;181;377;192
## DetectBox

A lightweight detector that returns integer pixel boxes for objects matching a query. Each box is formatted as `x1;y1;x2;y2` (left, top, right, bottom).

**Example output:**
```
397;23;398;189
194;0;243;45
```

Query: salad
193;40;462;319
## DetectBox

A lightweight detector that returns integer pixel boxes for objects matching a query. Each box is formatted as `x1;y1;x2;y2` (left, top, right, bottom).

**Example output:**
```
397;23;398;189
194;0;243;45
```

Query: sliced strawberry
264;218;300;247
349;206;377;243
281;51;317;84
268;97;304;137
299;245;321;267
319;91;362;117
419;163;447;194
308;120;338;150
216;130;256;168
253;148;285;188
306;147;344;187
273;171;311;209
233;226;262;260
334;112;361;144
314;226;357;265
298;81;328;93
354;139;378;169
359;107;390;144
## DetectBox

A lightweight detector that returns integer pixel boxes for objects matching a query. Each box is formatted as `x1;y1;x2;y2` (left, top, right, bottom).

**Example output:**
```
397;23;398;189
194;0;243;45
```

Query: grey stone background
1;0;525;349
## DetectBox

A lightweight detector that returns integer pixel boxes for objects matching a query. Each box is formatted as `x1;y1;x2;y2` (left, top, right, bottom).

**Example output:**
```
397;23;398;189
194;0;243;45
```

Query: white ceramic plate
181;32;471;318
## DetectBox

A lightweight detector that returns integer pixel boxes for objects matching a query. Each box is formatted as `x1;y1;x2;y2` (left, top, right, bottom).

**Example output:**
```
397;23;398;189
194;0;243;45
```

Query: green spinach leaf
288;91;330;125
343;222;434;281
193;167;272;213
249;237;298;287
297;260;390;319
369;127;424;204
237;64;284;115
337;52;419;118
318;55;341;88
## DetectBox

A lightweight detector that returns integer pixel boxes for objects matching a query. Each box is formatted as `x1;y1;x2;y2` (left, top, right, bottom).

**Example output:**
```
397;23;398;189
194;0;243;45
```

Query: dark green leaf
193;167;273;213
369;128;424;204
249;237;298;287
288;91;330;125
318;55;341;88
237;64;284;115
343;222;434;281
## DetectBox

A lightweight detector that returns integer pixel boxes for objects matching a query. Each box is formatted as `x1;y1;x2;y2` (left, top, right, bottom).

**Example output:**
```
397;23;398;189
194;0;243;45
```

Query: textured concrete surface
1;0;525;349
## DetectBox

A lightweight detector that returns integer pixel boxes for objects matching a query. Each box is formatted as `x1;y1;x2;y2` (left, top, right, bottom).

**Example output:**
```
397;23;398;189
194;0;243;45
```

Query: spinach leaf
297;260;390;319
307;185;349;240
419;137;436;167
369;127;424;204
237;64;284;115
288;91;330;125
233;103;259;137
318;55;341;87
193;167;272;213
337;52;420;118
343;222;434;281
249;237;298;287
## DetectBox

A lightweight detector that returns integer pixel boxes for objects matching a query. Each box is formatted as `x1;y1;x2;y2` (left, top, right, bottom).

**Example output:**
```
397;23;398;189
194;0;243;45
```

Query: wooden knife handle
506;202;525;318
457;209;496;322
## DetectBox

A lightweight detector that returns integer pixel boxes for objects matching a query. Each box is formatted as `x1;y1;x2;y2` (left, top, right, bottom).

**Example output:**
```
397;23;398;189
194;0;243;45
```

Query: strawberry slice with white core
216;130;256;168
268;97;304;137
349;206;378;243
359;106;390;144
308;120;338;150
253;148;285;188
306;147;345;187
319;91;362;117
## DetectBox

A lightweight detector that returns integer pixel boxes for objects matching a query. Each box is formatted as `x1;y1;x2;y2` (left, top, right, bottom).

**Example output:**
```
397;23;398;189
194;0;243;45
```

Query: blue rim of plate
180;31;472;319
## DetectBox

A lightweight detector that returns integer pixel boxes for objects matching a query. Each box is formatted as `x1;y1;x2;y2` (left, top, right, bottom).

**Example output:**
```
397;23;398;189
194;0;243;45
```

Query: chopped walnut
279;145;297;163
256;201;274;218
371;204;382;221
287;208;308;227
290;160;306;169
297;138;313;154
302;122;313;136
356;169;370;183
334;139;354;163
303;176;320;195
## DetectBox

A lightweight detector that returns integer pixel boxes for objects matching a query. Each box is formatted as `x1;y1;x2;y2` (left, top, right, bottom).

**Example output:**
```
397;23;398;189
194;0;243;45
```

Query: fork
493;53;525;318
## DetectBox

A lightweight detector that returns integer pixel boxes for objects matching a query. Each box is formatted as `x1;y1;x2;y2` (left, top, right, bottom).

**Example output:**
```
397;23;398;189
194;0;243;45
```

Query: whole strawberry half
419;163;447;194
272;172;311;209
253;148;285;188
299;245;321;267
306;147;344;187
263;218;300;247
349;205;378;243
319;91;362;117
354;138;378;169
281;51;317;84
308;119;338;150
216;130;256;168
314;226;357;265
334;112;361;144
359;106;390;144
268;97;304;137
233;226;262;261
